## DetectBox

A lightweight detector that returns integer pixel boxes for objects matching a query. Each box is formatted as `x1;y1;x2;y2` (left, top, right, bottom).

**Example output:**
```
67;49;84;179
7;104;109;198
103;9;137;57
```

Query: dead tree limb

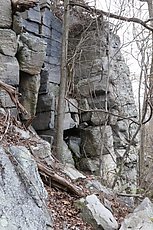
0;110;11;141
37;161;84;197
69;1;153;32
0;80;28;115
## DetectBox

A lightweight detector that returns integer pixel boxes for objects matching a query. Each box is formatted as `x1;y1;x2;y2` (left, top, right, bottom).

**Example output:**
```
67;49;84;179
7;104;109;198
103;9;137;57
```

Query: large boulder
76;194;118;230
63;164;86;180
18;33;46;75
64;113;77;130
120;198;153;230
0;146;52;230
80;125;114;157
32;111;55;130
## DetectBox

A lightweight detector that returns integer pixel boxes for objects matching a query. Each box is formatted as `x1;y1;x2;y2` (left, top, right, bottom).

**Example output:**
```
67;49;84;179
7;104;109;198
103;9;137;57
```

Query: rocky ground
1;106;153;230
46;181;131;229
0;107;132;229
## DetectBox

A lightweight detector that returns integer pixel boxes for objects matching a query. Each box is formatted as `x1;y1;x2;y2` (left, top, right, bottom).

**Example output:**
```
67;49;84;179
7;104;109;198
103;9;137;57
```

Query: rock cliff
0;0;138;193
0;0;140;227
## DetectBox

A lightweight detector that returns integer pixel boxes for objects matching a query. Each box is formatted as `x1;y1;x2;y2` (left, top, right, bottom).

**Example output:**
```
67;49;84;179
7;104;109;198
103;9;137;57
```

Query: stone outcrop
120;198;153;229
0;0;142;229
76;194;118;230
18;33;46;75
67;18;138;191
0;1;19;115
0;0;139;223
0;140;53;230
3;0;138;192
0;29;17;56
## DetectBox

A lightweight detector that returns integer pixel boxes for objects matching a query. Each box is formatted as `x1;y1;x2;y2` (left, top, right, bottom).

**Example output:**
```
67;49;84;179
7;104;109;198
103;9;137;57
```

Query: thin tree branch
65;97;139;125
0;80;28;115
69;1;153;32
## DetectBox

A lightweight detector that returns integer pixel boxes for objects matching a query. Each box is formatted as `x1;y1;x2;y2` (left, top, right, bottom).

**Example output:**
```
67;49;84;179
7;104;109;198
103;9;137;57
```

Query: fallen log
37;161;84;198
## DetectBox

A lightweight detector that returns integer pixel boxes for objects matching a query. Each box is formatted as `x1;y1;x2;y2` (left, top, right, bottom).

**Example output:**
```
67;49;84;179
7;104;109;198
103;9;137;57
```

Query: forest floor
0;109;132;230
46;174;132;229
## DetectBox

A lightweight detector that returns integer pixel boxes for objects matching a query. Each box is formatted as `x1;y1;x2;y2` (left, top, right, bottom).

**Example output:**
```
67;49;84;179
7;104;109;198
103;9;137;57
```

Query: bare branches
0;110;11;142
65;97;139;125
0;80;28;115
69;1;153;32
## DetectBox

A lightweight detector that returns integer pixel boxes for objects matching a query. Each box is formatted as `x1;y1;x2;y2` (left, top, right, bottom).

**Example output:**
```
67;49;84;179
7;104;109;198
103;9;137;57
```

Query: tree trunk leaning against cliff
55;0;70;161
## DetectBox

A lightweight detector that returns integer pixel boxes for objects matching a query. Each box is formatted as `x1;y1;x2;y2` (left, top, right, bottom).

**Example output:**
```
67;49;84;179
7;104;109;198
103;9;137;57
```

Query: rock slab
77;194;118;230
0;146;52;230
120;197;153;230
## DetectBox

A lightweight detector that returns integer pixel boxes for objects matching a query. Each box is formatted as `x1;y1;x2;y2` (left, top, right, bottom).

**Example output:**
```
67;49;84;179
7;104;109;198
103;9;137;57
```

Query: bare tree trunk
139;0;153;183
55;0;69;161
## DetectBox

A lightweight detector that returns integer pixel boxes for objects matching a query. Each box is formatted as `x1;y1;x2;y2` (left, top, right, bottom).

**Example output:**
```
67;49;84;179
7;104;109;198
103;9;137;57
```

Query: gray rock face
33;111;55;130
120;198;153;230
36;93;55;113
68;19;138;190
18;33;47;75
80;125;116;184
81;126;114;157
30;138;54;161
62;141;75;165
65;99;78;113
0;29;17;56
0;146;52;230
19;73;40;119
0;0;12;28
79;157;100;173
0;90;16;108
0;54;19;85
77;194;118;230
63;164;86;180
90;111;108;126
67;136;81;158
64;113;77;130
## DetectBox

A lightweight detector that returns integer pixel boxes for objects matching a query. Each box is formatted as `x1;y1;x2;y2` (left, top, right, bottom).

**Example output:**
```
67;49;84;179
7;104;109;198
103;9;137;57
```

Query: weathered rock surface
33;111;55;130
0;54;19;85
64;113;77;130
62;141;75;165
67;136;81;158
18;33;46;75
0;90;16;108
68;18;138;191
0;0;12;28
77;194;118;230
81;126;114;157
63;164;86;180
120;198;153;230
30;137;54;164
19;73;40;119
0;146;52;230
0;29;17;56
